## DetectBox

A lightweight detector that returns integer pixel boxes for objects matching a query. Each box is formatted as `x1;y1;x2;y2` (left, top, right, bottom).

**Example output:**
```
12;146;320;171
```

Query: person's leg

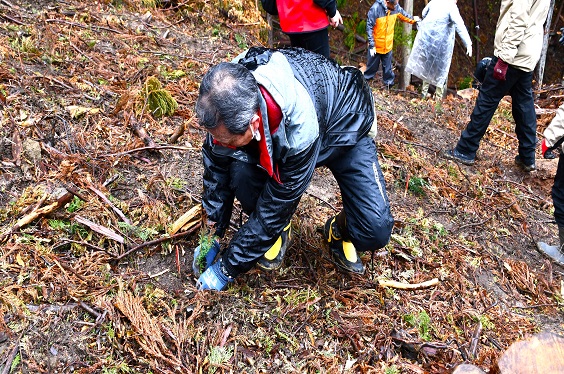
434;83;445;100
229;160;268;214
326;137;394;251
509;70;536;166
553;157;564;228
381;51;395;86
364;52;382;80
421;80;430;98
288;29;330;58
455;57;514;159
228;159;293;272
538;157;564;263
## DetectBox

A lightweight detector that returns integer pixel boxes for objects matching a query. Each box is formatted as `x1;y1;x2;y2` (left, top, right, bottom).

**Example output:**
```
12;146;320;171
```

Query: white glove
330;10;343;28
413;15;421;22
466;45;472;57
369;47;376;57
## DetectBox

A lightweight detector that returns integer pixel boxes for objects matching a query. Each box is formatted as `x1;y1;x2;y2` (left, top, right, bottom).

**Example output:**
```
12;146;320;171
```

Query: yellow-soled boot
323;216;365;274
257;222;292;271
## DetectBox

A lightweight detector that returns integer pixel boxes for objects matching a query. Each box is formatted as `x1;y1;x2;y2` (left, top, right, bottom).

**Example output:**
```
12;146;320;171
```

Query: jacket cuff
325;4;337;18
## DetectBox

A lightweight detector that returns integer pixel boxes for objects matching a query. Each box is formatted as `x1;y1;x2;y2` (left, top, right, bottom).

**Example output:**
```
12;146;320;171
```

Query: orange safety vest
373;11;414;54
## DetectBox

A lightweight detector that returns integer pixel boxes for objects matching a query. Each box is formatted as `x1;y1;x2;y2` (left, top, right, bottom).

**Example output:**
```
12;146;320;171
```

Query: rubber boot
257;222;292;271
537;225;564;265
323;211;365;274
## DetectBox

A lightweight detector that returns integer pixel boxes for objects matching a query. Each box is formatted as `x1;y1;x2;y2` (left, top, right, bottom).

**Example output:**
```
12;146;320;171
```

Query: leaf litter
0;0;563;373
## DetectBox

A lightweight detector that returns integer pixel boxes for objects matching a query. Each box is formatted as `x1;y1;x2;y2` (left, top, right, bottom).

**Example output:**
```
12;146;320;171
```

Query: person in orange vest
274;0;343;59
365;0;418;87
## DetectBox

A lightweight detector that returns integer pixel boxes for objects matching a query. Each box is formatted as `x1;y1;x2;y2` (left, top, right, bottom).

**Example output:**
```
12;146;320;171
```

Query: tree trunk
399;0;414;90
267;14;273;48
536;0;556;92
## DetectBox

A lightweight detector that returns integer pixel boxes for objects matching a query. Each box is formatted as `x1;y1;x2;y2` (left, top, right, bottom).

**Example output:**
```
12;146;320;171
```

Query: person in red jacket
276;0;342;59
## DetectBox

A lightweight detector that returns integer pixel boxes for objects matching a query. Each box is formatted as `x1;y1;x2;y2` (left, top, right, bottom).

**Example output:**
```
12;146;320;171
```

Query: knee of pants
350;217;394;251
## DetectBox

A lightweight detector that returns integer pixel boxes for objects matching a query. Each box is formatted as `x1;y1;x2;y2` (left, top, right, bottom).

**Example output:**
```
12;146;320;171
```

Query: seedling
140;76;178;118
196;229;218;274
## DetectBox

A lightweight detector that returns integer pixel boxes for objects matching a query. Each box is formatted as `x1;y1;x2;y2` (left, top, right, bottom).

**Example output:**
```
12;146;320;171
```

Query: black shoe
515;155;536;172
323;216;365;274
257;223;292;271
443;148;475;165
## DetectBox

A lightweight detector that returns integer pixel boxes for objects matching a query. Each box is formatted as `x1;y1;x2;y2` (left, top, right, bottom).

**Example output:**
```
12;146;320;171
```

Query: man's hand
466;45;472;57
196;261;233;291
493;58;508;81
369;47;376;57
330;10;343;28
192;239;220;278
542;138;557;159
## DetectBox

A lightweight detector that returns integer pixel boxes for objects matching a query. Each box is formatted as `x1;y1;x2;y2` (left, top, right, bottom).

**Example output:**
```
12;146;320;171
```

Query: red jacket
277;0;336;33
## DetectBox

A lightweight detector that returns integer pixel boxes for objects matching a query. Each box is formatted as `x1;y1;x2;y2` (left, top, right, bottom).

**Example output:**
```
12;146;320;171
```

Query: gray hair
195;62;260;135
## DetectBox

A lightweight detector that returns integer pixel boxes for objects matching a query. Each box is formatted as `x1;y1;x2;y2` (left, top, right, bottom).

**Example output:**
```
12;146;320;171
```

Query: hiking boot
537;225;564;266
257;222;292;271
537;242;564;265
514;155;536;172
443;148;475;165
323;216;365;274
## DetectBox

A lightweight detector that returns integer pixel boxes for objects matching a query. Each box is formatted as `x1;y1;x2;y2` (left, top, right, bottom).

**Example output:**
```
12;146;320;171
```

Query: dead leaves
113;283;186;373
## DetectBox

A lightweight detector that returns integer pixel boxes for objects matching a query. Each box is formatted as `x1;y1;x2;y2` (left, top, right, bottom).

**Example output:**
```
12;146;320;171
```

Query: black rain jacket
202;47;376;276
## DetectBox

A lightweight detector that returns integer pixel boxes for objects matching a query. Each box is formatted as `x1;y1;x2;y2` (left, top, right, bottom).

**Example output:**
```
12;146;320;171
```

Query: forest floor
1;0;564;373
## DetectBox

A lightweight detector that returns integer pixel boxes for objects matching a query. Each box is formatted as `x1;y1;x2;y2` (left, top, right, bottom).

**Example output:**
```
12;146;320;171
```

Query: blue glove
197;260;233;291
192;239;220;278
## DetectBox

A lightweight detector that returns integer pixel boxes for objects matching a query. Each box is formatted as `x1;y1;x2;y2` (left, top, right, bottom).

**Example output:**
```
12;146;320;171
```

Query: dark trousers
229;137;394;252
553;157;564;227
288;28;330;59
364;50;394;85
455;57;537;165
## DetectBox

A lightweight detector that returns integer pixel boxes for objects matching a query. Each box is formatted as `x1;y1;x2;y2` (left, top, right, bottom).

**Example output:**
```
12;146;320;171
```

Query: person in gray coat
538;104;564;265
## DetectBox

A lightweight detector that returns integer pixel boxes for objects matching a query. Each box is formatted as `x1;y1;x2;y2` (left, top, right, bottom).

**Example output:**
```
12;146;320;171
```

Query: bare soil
0;1;564;373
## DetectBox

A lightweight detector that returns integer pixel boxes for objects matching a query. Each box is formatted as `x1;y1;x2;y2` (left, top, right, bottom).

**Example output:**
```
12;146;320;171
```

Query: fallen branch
379;278;439;290
88;185;132;225
138;49;212;65
457;201;517;230
304;191;338;212
535;108;557;116
1;190;73;242
74;215;125;244
169;204;201;235
53;257;90;284
52;238;117;257
1;338;19;374
130;115;156;148
169;122;186;144
45;18;123;34
335;24;367;44
169;113;196;144
99;145;195;158
116;222;200;260
469;320;482;359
